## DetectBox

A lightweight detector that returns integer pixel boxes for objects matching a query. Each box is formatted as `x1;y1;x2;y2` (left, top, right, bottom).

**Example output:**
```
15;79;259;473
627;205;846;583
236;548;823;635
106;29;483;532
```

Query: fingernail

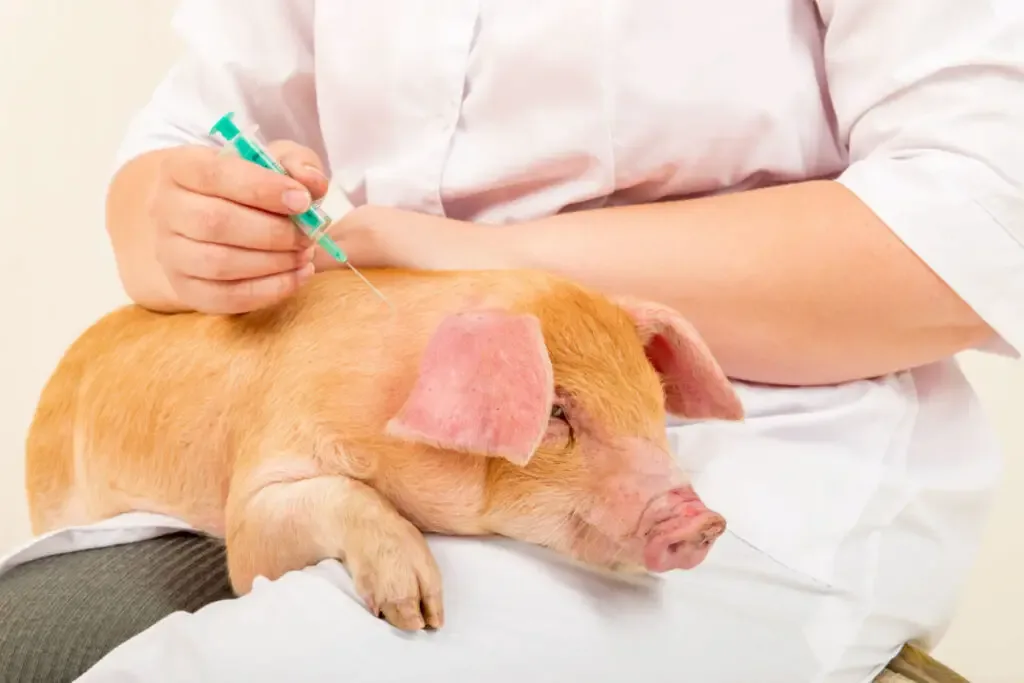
283;188;312;213
297;263;315;283
303;164;327;180
301;246;316;262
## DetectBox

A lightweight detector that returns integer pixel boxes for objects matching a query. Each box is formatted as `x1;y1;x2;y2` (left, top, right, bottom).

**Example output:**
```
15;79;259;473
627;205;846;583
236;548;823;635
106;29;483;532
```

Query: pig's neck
337;438;492;537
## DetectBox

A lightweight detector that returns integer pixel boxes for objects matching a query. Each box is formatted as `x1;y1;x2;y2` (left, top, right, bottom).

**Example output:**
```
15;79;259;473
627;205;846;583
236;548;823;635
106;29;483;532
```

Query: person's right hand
149;140;330;315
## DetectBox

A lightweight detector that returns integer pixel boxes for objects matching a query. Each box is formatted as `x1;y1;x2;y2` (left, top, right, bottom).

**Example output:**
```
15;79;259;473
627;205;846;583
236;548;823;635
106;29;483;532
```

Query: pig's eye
549;404;575;447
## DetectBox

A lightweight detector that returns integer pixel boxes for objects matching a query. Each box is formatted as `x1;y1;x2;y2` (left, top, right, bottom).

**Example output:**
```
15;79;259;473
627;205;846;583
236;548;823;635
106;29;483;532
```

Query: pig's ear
614;296;744;421
385;310;554;466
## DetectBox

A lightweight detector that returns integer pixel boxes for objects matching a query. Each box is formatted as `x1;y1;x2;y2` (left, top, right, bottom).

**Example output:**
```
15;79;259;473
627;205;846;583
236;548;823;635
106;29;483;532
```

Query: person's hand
316;204;514;272
149;141;330;314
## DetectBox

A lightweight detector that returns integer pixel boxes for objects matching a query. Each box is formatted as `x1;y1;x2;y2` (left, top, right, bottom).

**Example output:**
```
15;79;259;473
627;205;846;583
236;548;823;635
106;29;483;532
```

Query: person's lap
0;518;943;683
4;530;884;683
0;511;924;683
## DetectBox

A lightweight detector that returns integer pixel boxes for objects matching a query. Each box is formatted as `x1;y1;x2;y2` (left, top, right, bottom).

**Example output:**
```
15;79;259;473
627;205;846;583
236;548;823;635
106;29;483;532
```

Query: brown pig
24;268;744;631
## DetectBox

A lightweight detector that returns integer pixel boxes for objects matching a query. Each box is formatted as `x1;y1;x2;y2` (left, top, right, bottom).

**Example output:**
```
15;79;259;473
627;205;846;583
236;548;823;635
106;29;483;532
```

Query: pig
24;268;744;631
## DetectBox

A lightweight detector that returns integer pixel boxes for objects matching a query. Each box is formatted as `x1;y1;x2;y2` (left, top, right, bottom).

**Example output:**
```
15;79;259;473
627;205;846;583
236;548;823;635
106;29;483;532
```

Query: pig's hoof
367;594;444;632
344;518;445;631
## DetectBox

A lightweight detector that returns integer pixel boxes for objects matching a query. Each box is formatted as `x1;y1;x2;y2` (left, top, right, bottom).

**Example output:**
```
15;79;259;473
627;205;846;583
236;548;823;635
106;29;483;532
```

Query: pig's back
267;267;566;437
25;303;269;535
25;267;568;536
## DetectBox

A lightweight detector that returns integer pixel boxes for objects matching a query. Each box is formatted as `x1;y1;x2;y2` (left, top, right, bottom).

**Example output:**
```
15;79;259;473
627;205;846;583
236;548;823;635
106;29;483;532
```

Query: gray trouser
0;533;233;683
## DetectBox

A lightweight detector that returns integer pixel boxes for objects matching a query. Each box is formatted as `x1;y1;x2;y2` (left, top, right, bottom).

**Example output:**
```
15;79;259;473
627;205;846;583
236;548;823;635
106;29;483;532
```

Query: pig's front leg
225;472;444;631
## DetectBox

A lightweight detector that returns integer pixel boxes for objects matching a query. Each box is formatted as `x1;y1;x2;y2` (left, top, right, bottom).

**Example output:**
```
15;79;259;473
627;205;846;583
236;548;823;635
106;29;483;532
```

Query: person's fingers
267;140;330;200
171;264;317;315
165;145;315;217
161;192;312;252
162;232;315;282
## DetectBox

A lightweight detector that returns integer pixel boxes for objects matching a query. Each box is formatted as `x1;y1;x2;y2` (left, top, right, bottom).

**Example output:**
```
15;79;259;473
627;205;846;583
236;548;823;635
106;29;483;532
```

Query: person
1;0;1021;681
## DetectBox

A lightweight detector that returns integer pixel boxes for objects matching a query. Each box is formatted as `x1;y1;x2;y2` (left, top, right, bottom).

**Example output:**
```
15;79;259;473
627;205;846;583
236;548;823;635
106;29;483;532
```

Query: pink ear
385;310;554;466
614;296;744;421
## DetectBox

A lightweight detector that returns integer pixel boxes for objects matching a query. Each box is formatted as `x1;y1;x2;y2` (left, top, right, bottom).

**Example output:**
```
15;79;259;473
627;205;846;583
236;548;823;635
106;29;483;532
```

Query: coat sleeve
113;0;326;170
816;0;1024;356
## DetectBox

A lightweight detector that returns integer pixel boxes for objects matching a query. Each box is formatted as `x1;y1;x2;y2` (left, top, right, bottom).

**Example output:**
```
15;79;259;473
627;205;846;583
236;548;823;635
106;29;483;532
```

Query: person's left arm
331;0;1024;387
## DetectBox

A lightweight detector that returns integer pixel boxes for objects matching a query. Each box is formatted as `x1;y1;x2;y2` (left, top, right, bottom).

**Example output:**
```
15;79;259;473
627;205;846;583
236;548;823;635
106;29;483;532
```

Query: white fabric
5;0;1020;680
113;0;1024;356
0;513;196;576
73;535;892;683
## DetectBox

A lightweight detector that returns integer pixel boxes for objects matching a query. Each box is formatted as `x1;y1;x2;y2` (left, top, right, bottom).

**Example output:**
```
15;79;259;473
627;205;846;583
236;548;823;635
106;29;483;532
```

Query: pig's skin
25;268;743;631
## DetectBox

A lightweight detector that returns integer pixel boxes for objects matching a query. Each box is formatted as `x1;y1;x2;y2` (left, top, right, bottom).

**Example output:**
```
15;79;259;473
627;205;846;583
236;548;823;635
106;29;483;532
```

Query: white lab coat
3;1;1022;681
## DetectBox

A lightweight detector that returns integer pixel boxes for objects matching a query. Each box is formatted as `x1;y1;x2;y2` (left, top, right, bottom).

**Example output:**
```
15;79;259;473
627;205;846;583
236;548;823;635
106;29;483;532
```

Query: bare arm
356;0;1022;386
104;0;327;315
504;180;995;386
105;142;331;315
105;151;184;313
506;0;1024;385
498;0;1024;386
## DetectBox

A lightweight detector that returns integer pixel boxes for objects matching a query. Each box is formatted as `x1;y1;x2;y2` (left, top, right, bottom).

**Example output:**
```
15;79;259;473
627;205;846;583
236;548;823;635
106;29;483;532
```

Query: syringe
209;112;391;307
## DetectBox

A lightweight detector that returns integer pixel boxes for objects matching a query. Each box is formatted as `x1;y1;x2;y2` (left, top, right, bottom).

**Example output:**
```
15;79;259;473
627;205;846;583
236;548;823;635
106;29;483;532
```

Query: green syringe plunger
209;112;347;264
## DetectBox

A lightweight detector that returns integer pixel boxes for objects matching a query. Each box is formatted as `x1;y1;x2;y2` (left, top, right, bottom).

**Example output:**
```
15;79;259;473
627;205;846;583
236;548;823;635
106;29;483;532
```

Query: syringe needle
345;262;394;310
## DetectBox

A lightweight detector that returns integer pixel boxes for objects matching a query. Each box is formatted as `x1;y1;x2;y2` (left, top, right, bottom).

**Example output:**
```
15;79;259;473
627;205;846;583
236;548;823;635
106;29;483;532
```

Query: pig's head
385;283;743;574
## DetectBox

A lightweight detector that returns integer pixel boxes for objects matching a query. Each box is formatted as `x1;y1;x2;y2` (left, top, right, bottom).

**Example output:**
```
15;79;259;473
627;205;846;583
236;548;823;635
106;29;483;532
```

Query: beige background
0;2;1020;680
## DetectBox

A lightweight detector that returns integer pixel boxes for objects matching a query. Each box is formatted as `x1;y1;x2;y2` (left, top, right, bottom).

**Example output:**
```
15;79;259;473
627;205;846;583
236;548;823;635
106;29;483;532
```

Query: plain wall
0;2;1020;680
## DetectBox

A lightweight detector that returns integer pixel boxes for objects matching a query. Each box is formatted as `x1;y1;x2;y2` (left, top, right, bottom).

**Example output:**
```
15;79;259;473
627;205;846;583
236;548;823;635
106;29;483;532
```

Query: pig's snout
637;487;725;572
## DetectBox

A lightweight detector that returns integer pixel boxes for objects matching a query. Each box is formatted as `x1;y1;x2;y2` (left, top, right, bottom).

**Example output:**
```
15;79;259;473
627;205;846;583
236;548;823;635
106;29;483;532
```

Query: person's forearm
105;150;188;313
506;180;995;385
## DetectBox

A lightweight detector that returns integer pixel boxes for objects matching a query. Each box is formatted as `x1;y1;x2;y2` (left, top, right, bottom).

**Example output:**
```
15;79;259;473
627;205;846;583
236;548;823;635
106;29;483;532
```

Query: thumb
267;140;330;201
